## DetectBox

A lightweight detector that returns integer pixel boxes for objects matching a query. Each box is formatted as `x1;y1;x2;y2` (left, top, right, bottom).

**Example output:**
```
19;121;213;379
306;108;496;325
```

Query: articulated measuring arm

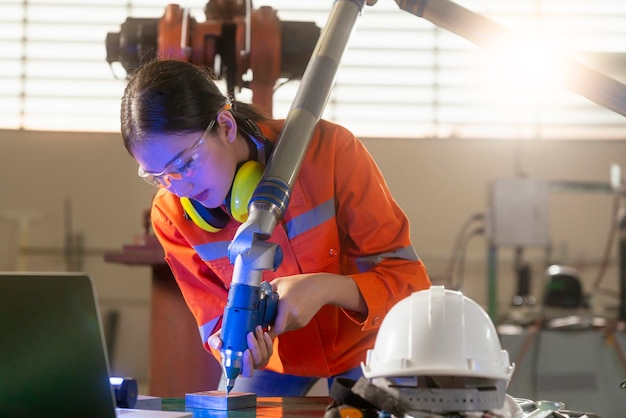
219;0;368;394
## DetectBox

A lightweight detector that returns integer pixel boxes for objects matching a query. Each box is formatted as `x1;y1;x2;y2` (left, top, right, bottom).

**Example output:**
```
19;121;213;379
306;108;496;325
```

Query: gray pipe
245;0;366;238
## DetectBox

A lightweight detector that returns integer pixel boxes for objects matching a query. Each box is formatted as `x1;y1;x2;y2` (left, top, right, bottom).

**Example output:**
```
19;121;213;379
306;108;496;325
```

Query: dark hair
120;59;268;155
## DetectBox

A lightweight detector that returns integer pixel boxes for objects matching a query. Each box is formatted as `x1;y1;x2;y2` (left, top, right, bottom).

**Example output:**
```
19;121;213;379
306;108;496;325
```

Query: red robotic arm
106;1;319;117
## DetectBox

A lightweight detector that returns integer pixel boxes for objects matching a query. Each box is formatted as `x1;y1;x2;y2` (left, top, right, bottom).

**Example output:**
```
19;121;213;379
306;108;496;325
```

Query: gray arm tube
228;0;366;269
265;0;365;188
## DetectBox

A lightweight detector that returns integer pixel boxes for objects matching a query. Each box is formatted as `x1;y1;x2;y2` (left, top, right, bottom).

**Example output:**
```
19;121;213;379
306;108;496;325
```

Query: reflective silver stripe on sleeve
285;198;335;239
355;245;420;273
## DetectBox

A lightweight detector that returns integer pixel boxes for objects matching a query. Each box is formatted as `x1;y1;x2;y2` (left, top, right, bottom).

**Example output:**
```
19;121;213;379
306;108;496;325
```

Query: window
2;0;626;139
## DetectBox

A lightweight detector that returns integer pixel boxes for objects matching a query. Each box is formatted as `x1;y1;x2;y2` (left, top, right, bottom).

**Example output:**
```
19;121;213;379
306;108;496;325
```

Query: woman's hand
267;274;326;338
207;273;365;375
268;273;366;339
208;326;273;377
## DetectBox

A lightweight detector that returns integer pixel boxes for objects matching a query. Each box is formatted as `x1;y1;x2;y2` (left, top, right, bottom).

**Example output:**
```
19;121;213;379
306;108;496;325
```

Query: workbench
162;397;331;417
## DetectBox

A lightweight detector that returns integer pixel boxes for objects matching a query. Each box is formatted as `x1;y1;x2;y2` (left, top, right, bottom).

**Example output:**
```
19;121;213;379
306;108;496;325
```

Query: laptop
0;272;191;418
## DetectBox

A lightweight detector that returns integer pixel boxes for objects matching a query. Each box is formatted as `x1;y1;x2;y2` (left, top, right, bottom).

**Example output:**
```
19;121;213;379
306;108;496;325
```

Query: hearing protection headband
180;114;272;233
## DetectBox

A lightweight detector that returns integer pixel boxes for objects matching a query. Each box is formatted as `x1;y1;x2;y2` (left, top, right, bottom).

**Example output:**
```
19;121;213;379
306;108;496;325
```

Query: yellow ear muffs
230;160;264;223
180;160;264;232
180;196;228;233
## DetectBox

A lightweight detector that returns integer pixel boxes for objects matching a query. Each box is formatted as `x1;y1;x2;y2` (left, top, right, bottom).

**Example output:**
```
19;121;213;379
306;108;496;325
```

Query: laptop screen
0;272;117;418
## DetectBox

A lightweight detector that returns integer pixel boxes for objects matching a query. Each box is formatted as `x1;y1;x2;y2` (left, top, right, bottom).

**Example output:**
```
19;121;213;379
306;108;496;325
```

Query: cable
451;226;485;291
510;318;542;392
591;194;622;295
602;319;626;388
444;213;485;289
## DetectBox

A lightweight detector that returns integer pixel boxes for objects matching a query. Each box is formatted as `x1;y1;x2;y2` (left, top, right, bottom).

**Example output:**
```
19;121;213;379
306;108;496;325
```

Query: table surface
162;397;332;417
156;395;604;417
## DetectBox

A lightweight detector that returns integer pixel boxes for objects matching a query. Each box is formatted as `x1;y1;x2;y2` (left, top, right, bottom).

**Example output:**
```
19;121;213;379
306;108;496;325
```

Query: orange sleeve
327;124;431;331
150;190;228;357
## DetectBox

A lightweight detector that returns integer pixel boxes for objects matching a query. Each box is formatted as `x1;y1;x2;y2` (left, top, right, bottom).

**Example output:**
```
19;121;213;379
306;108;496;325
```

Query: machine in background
105;1;320;117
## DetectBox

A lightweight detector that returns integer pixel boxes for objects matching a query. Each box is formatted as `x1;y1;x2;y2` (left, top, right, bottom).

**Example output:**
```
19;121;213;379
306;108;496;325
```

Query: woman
120;59;430;396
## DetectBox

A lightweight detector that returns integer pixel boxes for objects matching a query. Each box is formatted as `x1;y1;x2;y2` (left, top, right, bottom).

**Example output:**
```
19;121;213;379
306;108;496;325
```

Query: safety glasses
137;118;217;188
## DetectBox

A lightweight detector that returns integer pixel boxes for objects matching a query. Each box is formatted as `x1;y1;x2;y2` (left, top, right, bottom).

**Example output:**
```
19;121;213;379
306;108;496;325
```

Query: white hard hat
361;286;515;413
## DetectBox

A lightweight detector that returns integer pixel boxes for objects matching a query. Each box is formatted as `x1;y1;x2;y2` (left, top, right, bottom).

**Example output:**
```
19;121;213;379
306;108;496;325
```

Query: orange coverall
150;118;431;377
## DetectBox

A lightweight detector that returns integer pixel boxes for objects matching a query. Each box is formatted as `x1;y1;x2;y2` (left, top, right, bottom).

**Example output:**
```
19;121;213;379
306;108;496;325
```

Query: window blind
1;0;626;139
